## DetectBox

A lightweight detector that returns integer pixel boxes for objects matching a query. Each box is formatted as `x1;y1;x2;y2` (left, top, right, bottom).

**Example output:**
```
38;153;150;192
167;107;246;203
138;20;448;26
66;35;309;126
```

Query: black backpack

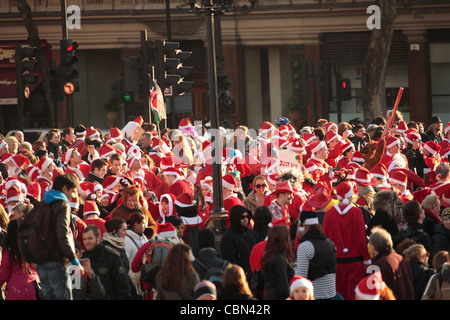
17;201;57;264
196;258;229;291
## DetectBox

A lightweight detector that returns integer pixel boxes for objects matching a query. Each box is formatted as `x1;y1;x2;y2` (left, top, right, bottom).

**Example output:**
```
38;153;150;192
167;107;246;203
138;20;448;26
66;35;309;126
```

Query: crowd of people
0;110;449;301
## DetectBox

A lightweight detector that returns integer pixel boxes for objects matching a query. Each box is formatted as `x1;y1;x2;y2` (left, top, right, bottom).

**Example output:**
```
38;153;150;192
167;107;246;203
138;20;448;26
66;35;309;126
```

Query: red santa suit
64;163;90;181
168;178;194;198
305;156;329;182
322;182;371;300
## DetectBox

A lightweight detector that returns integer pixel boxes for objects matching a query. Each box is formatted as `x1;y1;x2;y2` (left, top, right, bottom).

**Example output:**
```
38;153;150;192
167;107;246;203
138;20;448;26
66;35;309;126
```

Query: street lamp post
187;0;256;239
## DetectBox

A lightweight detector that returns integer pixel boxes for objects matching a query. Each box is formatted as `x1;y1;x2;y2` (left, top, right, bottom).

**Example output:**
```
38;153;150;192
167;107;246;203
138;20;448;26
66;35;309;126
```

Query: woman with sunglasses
243;175;270;214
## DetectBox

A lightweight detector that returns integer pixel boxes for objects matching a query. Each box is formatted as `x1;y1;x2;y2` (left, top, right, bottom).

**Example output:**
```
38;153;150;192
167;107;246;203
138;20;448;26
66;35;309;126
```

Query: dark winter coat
433;223;450;254
262;252;294;300
217;286;256;300
372;248;414;300
192;248;229;280
409;261;435;300
220;205;258;282
367;210;399;238
82;242;132;300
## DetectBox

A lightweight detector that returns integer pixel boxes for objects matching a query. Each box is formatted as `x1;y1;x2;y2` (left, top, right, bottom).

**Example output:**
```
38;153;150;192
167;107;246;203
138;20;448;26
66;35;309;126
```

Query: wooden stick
388;87;404;129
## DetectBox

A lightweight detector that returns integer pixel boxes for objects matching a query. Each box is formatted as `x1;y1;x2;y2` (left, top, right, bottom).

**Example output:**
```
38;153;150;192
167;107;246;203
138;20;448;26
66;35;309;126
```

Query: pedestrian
217;264;255;300
322;181;372;300
421;192;442;239
0;218;40;300
287;275;315;300
36;173;84;300
220;205;258;283
252;206;272;243
295;211;336;300
368;190;400;240
266;180;294;225
403;243;435;299
369;226;414;300
124;212;148;268
260;225;295;300
154;243;200;300
433;208;450;254
243;175;270;214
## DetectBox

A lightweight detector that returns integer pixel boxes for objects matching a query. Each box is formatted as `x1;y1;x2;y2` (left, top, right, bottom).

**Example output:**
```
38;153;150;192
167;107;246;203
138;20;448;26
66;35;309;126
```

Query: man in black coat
220;205;258;283
422;116;444;144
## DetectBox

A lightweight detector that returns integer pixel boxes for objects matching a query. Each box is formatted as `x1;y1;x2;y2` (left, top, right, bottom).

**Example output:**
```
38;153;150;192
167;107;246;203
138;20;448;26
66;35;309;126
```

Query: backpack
17;201;57;264
195;258;229;291
140;239;173;287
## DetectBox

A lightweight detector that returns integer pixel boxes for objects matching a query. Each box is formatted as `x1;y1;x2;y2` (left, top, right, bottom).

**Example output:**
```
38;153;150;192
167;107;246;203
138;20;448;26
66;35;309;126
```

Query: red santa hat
127;145;143;159
278;124;289;136
160;156;174;170
273;180;294;195
157;222;178;238
307;185;331;210
352;151;364;163
103;175;120;190
325;122;337;133
10;154;29;168
100;144;116;159
174;192;196;208
6;185;22;203
35;156;53;174
178;118;193;130
86;127;99;139
163;167;182;178
389;170;408;187
268;218;290;229
444;122;450;136
110;127;122;140
289;275;314;297
326;131;339;144
79;181;97;200
370;163;388;180
310;141;326;154
334;181;353;204
26;181;41;199
412;188;434;205
267;172;279;186
354;271;385;300
222;174;237;191
340;140;354;154
423;141;440;156
287;123;296;134
62;148;75;165
441;147;450;159
83;200;100;216
354;167;376;186
386;136;400;150
126;155;140;169
202;140;211;151
134;116;144;127
302;133;316;145
396;121;407;134
200;176;213;190
259;121;275;135
442;189;450;207
159;193;176;218
1;152;13;164
289;138;305;154
404;131;421;145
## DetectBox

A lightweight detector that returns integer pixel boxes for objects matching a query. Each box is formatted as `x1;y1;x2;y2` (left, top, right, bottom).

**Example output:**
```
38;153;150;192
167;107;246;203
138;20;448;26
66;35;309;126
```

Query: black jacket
262;252;294;300
367;210;399;238
433;223;450;254
82;242;131;300
409;261;435;300
192;248;229;280
220;206;258;282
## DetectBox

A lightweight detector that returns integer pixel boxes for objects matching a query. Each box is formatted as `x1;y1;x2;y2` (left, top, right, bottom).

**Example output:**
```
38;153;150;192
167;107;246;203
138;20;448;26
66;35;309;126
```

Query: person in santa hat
380;136;408;170
162;167;194;198
222;173;245;228
336;140;355;169
174;192;203;255
197;176;213;223
322;180;372;300
70;124;87;157
353;167;376;215
62;148;90;181
82;200;107;237
4;185;24;215
304;140;330;182
267;180;294;225
109;127;123;145
370;163;392;192
4;154;30;181
34;156;57;199
158;193;177;224
403;130;428;178
389;170;413;204
325;131;342;168
121;116;145;153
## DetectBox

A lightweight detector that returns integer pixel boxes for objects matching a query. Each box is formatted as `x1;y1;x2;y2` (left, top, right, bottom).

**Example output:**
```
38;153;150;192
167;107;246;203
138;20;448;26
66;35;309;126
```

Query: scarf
84;242;104;260
102;232;126;250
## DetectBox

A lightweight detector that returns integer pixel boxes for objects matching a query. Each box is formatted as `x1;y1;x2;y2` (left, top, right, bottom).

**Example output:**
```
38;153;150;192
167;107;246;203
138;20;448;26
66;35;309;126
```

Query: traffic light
154;40;194;96
337;78;351;101
15;44;38;100
60;39;79;95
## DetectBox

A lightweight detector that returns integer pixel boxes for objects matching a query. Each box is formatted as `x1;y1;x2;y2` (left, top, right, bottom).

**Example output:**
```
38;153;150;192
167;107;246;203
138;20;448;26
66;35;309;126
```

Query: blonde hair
422;194;440;210
403;244;427;263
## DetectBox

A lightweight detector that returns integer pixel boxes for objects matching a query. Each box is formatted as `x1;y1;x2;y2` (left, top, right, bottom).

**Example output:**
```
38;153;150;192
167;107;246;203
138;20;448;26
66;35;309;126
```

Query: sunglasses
241;215;249;219
254;184;267;189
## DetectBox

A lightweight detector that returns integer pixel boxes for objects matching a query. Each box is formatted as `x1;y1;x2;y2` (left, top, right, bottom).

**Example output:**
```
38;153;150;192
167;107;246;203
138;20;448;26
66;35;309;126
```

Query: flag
149;80;166;123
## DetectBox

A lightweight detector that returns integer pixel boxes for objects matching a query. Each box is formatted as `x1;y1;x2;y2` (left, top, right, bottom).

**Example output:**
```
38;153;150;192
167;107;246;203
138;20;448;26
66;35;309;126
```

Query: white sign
277;149;303;172
164;86;172;96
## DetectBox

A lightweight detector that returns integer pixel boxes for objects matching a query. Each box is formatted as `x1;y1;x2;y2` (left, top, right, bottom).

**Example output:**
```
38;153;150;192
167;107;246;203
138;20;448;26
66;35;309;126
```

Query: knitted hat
194;281;217;300
335;181;353;204
83;200;100;216
354;271;385;300
289;275;314;297
222;174;237;191
386;136;400;150
198;228;216;250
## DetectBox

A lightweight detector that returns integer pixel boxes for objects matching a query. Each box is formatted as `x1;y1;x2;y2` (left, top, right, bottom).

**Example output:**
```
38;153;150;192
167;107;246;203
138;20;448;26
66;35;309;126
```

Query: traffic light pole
61;0;75;126
141;30;151;124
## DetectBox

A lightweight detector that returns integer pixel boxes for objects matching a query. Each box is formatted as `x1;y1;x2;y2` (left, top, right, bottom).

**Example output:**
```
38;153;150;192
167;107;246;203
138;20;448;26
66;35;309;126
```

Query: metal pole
141;30;151;123
205;2;225;217
61;0;72;126
166;0;176;129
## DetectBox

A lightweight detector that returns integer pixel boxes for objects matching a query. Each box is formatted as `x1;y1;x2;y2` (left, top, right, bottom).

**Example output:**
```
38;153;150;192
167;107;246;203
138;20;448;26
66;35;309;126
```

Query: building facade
1;0;449;134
